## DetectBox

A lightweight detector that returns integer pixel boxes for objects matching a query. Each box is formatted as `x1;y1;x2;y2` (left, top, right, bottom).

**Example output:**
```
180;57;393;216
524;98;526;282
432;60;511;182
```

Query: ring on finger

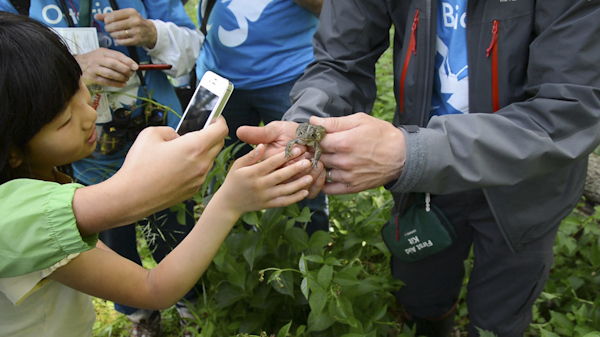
125;30;129;38
326;169;332;183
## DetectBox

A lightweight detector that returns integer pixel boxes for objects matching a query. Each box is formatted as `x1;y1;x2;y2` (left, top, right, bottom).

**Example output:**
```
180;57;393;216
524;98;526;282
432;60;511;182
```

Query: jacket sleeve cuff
144;19;167;54
385;126;426;193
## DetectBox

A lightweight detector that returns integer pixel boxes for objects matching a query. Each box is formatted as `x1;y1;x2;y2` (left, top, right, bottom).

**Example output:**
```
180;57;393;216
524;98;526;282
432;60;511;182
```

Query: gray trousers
391;189;558;336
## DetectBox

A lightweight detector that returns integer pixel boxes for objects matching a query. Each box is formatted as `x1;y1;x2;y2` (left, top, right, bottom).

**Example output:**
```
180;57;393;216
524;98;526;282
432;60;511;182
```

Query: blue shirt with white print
431;0;469;117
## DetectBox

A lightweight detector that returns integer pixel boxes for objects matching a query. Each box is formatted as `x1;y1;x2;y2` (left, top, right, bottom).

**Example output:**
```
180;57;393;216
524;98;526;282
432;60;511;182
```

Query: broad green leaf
318;264;334;288
371;304;388;321
284;227;310;251
304;255;325;264
277;321;293;337
324;257;342;266
299;254;307;274
332;271;362;287
550;310;575;331
271;270;295;298
540;328;561;337
301;277;309;300
241;231;262;270
307;309;335;332
568;276;585;291
294;206;312;223
582;332;600;337
241;211;260;225
475;327;498;337
309;230;333;250
261;207;285;231
309;288;327;316
216;283;246;308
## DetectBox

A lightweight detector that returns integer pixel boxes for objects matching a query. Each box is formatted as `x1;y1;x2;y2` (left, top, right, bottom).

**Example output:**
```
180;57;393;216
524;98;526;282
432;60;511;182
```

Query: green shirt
0;178;98;278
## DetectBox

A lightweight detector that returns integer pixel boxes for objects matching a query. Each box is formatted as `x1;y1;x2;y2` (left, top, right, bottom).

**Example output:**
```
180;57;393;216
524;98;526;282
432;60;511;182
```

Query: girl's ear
8;147;23;168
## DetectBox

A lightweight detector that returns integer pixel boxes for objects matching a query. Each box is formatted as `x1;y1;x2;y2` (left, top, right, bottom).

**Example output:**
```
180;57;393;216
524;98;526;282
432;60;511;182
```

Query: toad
285;122;326;168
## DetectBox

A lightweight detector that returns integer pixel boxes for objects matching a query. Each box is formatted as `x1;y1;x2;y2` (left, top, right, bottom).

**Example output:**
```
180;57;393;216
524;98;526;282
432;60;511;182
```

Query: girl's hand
219;144;313;216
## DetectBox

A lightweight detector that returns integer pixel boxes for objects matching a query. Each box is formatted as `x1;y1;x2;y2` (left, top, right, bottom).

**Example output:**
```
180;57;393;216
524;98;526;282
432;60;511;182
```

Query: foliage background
92;2;600;336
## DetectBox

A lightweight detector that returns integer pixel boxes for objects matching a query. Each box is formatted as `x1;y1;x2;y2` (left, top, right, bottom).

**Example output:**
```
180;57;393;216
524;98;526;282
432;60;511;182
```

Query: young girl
0;12;313;336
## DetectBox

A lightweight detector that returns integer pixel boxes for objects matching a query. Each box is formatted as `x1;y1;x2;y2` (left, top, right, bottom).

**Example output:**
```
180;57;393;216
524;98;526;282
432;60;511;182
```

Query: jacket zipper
400;9;419;113
486;20;499;112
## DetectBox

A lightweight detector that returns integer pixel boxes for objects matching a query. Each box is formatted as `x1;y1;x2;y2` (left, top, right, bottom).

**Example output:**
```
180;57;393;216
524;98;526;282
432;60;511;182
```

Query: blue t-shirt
431;0;469;117
196;0;318;90
0;0;196;185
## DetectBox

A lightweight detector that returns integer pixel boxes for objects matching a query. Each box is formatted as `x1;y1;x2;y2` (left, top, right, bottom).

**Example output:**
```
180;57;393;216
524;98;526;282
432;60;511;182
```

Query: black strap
8;0;30;15
107;0;147;89
199;0;216;36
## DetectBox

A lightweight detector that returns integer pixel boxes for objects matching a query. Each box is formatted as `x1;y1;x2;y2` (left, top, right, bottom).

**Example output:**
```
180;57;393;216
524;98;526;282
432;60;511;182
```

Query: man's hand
237;121;326;198
311;113;406;195
95;8;158;49
75;48;138;87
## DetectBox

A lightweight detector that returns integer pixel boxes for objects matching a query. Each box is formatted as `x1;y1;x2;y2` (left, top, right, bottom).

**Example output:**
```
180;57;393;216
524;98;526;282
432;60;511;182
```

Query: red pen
138;64;172;70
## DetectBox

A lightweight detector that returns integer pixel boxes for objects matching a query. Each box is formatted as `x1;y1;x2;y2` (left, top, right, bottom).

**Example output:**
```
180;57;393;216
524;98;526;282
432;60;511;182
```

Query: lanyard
107;0;147;90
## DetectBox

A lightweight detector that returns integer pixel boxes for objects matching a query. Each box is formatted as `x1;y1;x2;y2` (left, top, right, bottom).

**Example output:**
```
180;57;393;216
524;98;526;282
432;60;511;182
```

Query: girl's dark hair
0;12;82;183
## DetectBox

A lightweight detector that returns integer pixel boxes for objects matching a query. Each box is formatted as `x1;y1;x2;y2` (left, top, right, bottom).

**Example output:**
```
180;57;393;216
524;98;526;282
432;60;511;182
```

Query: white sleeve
144;19;204;78
0;253;80;305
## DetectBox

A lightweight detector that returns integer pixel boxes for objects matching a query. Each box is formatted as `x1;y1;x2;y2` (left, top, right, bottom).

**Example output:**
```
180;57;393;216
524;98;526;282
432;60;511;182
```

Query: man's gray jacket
283;0;600;252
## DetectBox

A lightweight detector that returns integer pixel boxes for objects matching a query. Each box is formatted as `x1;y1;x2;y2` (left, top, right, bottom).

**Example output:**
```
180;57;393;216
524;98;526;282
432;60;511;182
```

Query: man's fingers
310;113;368;133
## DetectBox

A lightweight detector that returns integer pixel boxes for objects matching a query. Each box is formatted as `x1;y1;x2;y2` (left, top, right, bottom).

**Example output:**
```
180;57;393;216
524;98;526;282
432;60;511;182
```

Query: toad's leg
285;139;299;161
312;142;321;168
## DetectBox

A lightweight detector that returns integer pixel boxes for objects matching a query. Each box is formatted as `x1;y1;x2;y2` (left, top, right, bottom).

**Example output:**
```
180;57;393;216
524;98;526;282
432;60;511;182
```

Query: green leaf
294;206;312;223
284;227;310;251
307;309;335;332
590;243;600;266
309;288;327;316
226;262;247;290
568;276;585;291
324;257;342;266
299;254;307;274
301;277;309;300
261;207;285;231
309;230;333;250
539;328;561;337
242;231;263;270
216;283;247;308
333;270;362;287
271;270;295;298
277;320;293;337
475;327;498;337
582;332;600;337
371;304;388;321
550;310;575;331
318;264;334;288
304;255;325;264
241;211;260;226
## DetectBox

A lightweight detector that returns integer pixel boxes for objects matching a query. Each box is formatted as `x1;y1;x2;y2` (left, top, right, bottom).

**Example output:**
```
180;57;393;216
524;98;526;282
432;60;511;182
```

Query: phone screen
176;86;220;136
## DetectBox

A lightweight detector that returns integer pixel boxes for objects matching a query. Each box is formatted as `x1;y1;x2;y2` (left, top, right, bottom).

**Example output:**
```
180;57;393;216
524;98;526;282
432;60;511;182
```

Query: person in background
237;0;600;335
0;13;314;337
0;0;204;335
196;0;328;235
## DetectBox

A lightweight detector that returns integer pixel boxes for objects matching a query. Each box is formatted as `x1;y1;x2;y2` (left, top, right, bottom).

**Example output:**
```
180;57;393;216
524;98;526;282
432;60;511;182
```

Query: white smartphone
175;71;234;135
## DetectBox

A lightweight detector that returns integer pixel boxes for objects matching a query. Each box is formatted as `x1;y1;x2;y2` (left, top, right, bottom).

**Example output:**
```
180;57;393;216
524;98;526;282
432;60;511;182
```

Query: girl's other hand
219;144;313;216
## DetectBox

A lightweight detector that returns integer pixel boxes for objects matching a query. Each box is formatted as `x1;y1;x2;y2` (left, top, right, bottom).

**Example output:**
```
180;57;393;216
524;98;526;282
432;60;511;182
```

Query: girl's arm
49;145;312;309
72;119;227;237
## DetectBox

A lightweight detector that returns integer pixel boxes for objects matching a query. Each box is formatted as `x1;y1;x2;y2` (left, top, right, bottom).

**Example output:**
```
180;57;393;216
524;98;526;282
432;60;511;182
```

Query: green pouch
382;193;457;263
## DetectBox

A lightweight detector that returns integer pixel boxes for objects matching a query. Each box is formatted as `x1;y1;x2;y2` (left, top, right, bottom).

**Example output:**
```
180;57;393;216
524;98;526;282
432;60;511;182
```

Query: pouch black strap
107;0;147;88
199;0;216;36
8;0;30;16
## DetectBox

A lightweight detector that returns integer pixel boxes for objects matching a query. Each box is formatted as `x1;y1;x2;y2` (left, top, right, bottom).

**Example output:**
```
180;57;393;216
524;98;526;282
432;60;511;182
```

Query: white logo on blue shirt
217;0;275;47
431;0;469;116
